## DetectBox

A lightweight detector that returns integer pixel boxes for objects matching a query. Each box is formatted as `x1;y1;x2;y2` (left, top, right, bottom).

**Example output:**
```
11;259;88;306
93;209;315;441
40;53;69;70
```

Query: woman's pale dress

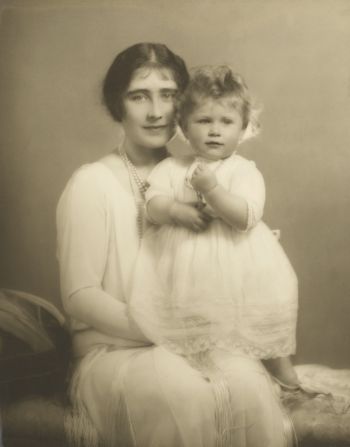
57;161;293;447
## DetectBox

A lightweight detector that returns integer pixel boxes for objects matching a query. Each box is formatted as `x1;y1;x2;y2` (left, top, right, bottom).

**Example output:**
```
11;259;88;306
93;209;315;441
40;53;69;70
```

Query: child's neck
193;152;237;163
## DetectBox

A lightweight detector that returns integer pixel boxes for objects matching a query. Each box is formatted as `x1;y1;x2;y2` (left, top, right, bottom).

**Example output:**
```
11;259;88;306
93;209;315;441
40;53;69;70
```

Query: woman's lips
143;125;168;131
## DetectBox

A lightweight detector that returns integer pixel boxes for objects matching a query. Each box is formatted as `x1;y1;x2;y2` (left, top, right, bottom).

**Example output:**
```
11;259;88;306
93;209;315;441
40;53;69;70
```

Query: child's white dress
129;153;298;362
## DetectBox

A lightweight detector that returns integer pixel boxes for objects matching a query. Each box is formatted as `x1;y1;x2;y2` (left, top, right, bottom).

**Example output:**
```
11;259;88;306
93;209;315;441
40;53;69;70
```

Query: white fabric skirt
130;220;298;359
66;344;293;447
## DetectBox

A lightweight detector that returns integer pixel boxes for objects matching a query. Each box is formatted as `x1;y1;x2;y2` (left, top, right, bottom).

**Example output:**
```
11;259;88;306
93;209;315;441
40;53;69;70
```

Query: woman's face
122;67;178;150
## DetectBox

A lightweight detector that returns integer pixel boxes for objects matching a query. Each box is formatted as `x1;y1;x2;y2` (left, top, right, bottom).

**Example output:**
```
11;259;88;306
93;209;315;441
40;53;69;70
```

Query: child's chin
204;153;222;161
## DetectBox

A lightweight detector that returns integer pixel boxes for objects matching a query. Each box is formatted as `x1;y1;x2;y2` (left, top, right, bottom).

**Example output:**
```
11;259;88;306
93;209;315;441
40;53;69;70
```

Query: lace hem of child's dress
162;332;296;360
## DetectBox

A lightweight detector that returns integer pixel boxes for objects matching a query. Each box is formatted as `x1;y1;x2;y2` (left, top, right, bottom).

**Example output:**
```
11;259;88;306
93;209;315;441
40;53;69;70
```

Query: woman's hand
169;201;211;232
191;163;218;194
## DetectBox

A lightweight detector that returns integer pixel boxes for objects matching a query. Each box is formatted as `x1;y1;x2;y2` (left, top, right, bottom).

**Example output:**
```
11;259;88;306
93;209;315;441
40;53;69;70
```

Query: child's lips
205;141;223;148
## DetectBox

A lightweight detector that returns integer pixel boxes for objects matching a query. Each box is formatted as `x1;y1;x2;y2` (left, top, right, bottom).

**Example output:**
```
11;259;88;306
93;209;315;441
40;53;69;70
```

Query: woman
57;43;295;447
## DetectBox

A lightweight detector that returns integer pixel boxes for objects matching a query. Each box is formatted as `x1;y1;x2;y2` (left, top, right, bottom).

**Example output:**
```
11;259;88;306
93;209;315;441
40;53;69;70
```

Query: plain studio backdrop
0;0;350;368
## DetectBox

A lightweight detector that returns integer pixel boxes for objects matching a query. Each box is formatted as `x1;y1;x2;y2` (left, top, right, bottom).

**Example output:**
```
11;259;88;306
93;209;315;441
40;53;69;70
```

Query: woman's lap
209;351;286;447
77;345;287;447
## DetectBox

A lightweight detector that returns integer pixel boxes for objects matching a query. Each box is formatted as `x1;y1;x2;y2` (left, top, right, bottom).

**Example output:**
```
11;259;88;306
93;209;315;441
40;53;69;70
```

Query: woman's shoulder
60;160;119;205
67;162;109;190
71;151;126;186
73;161;107;178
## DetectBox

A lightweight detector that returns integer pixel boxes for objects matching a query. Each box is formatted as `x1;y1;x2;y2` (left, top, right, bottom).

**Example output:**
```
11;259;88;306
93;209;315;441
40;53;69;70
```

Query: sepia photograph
1;0;350;446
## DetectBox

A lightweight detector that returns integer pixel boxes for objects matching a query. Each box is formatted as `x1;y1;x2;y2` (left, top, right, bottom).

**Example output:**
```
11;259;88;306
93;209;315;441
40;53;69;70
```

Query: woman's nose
147;98;163;121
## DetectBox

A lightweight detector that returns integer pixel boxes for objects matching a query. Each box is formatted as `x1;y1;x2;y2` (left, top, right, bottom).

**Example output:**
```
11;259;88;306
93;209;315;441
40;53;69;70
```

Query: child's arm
205;186;248;230
147;196;210;232
191;163;259;231
146;157;211;232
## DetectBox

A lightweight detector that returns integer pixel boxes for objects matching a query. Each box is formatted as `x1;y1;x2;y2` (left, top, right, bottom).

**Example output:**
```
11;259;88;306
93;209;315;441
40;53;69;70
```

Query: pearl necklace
119;148;150;240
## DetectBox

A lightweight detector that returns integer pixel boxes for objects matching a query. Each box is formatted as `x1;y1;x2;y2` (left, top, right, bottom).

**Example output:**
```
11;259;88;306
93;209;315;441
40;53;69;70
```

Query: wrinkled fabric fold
67;345;293;447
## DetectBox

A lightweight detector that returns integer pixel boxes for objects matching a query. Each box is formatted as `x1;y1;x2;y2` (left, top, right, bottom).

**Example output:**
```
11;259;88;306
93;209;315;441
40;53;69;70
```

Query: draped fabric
67;345;291;447
57;159;294;447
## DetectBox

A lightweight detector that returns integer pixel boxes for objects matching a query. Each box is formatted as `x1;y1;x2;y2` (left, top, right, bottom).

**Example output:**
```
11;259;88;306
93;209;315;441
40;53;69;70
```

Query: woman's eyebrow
160;88;178;92
126;89;149;96
126;87;178;95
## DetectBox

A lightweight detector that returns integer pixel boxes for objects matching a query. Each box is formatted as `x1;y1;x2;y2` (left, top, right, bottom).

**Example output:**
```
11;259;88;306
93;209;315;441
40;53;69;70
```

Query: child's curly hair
177;65;261;141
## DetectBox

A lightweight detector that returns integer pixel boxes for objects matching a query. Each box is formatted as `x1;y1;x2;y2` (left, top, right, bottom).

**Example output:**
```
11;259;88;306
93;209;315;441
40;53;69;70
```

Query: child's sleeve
145;158;175;203
230;160;266;230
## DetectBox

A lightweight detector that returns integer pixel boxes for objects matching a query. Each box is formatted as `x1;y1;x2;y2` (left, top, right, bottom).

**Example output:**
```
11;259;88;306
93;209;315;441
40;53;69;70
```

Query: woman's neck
120;140;166;167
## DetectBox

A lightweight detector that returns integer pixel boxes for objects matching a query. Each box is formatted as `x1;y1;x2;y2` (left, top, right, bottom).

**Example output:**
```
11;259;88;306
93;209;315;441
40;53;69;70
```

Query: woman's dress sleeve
56;167;109;307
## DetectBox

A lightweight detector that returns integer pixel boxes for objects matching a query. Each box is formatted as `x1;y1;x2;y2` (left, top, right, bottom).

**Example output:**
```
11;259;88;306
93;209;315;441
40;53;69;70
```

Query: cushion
285;364;350;446
0;289;71;402
1;290;349;447
2;395;68;447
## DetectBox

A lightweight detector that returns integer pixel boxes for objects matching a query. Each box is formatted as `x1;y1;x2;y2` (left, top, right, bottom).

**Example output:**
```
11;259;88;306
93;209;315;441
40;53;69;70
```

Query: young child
129;65;299;389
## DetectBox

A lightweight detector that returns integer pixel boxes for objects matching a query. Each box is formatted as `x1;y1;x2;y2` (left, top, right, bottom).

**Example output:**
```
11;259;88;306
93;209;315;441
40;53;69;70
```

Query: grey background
1;0;349;367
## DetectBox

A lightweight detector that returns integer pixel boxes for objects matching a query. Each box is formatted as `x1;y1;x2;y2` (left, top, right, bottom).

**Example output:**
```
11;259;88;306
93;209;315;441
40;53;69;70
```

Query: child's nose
208;125;221;136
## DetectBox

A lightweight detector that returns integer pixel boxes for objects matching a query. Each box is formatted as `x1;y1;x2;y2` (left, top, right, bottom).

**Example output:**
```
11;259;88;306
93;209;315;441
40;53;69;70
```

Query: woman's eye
130;94;147;102
161;91;176;101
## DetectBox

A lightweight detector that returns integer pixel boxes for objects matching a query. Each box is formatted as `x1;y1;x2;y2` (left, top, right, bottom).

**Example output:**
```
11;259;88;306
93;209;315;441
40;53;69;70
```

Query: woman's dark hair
103;43;189;122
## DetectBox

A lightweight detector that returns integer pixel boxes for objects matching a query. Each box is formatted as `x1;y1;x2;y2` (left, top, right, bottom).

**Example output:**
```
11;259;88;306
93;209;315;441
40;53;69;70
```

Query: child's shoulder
227;153;257;169
223;154;264;181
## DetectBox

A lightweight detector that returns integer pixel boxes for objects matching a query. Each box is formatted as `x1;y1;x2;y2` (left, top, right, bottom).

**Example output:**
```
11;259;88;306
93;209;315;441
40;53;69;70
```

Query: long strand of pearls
119;148;150;240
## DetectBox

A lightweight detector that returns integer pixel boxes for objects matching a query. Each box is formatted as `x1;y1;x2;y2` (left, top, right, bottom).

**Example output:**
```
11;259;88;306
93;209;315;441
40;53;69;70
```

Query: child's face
184;97;245;161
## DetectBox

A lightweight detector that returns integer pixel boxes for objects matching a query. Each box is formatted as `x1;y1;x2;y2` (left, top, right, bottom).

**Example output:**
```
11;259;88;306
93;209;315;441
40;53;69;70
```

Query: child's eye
222;118;234;125
197;118;211;124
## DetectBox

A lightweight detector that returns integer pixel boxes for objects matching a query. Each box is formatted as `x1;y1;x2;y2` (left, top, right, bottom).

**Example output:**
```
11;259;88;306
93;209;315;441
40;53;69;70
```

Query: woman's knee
132;348;213;408
219;356;276;406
